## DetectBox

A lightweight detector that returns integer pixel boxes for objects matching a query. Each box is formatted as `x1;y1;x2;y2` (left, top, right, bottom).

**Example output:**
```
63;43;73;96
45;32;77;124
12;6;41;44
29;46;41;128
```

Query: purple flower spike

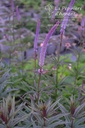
11;0;15;13
16;6;21;22
69;0;75;9
81;16;85;30
60;0;75;34
34;19;40;52
39;21;59;67
51;0;60;20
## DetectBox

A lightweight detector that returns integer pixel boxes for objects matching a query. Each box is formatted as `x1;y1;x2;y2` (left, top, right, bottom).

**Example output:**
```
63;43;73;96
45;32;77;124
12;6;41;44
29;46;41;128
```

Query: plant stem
75;52;80;86
44;118;46;126
37;67;42;102
71;117;74;128
34;51;37;69
12;10;15;42
55;34;63;96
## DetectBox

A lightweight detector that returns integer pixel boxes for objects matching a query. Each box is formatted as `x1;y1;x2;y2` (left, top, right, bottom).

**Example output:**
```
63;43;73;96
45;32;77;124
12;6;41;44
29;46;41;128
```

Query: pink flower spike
39;21;59;67
16;6;21;22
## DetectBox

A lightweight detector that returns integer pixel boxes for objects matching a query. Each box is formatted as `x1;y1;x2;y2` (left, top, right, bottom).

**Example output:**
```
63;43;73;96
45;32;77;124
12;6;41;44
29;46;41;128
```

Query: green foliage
0;95;29;128
25;20;36;32
28;99;68;128
18;0;41;10
0;0;85;127
59;96;85;128
0;69;17;98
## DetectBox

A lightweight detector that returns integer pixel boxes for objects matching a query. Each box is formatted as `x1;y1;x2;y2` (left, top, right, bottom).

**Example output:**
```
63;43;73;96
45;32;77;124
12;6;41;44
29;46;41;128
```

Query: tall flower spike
16;6;21;22
81;16;85;30
39;21;59;67
60;0;75;34
51;0;60;20
34;19;40;52
11;0;15;13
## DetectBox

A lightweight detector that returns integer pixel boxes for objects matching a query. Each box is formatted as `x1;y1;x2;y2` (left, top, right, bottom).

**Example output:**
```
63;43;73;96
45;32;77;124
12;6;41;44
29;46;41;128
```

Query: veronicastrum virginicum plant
50;0;76;98
37;21;59;101
32;0;84;102
1;0;85;127
51;0;75;97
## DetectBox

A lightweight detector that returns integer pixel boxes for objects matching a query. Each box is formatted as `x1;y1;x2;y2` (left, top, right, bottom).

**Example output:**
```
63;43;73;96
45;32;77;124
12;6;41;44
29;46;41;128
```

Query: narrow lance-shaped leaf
34;19;40;52
60;0;75;34
39;21;59;67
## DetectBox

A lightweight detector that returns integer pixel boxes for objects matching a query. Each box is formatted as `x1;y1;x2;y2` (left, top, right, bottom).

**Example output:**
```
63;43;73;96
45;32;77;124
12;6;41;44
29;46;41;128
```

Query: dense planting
0;0;85;127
